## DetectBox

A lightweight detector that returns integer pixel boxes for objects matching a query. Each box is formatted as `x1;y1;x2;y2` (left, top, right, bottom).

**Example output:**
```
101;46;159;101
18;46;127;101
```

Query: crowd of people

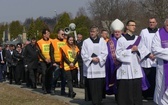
0;17;168;105
0;28;84;98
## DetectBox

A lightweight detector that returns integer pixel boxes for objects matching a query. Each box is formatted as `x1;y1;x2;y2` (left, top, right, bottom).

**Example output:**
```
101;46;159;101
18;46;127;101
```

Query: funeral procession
1;0;168;105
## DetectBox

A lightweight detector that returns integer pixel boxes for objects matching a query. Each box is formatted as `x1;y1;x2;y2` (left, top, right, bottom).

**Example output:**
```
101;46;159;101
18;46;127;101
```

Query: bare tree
76;7;87;17
140;0;168;25
87;0;143;33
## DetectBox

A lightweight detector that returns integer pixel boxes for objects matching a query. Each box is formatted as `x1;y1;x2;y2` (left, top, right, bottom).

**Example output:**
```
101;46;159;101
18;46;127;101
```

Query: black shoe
31;85;37;89
3;79;6;82
43;90;47;94
61;92;68;96
16;81;21;85
9;80;13;84
31;83;37;89
79;84;84;88
50;90;56;95
69;92;76;98
73;84;78;88
26;84;30;88
47;90;51;94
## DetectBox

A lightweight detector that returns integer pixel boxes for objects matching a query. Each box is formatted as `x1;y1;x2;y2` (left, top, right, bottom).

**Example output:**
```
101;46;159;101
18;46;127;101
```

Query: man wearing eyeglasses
116;20;153;105
49;28;67;95
140;17;158;100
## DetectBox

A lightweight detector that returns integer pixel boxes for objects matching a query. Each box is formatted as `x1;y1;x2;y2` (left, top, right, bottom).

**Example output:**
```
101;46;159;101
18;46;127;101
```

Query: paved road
8;82;157;105
54;87;156;105
31;86;156;105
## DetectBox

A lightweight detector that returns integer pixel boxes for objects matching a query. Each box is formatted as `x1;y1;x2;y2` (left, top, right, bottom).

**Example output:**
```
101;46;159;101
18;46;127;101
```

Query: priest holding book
81;26;108;105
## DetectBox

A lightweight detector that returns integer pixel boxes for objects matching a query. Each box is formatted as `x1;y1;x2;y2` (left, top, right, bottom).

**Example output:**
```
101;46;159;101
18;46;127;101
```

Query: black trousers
65;69;77;94
40;62;52;92
0;64;6;81
117;78;142;105
51;66;60;89
28;67;37;86
9;66;15;84
51;66;66;93
15;62;24;84
85;77;105;105
142;67;156;98
25;67;30;86
79;62;84;86
60;68;66;93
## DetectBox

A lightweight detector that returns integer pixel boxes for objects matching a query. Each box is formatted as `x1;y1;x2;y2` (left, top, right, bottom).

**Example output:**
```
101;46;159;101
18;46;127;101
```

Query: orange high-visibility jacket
37;38;52;61
61;45;79;71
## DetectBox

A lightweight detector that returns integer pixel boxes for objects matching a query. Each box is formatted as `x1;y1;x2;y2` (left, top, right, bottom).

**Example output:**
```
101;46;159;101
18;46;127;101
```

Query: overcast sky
0;0;90;23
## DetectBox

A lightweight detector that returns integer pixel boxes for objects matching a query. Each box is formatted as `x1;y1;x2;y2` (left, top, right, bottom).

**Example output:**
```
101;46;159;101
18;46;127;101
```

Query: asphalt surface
19;84;157;105
3;81;157;105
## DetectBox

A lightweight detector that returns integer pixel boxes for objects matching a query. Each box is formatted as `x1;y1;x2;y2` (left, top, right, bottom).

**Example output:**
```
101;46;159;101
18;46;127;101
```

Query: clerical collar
123;33;135;40
57;38;63;41
90;37;100;43
147;27;158;33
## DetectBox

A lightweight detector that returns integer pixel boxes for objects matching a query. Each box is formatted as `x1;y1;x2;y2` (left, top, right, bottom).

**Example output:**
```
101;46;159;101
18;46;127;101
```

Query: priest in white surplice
152;19;168;105
116;20;151;105
81;26;108;105
140;17;158;99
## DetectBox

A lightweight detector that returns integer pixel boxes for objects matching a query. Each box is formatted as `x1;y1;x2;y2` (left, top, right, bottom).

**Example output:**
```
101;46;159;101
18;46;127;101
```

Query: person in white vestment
140;17;158;99
152;18;168;105
81;26;108;105
105;19;124;97
116;20;152;105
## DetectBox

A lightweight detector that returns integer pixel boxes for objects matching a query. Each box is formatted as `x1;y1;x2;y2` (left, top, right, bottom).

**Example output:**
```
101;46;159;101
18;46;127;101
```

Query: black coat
23;43;39;69
13;49;24;65
0;49;6;64
76;40;83;63
5;50;15;67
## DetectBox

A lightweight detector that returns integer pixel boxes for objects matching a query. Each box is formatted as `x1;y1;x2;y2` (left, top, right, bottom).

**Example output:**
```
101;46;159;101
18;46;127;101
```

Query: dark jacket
13;49;24;65
5;50;15;67
23;43;39;69
0;49;6;64
76;40;83;63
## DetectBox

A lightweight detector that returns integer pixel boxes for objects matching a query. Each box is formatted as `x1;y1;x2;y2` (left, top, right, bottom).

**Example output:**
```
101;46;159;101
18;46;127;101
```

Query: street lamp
54;10;58;23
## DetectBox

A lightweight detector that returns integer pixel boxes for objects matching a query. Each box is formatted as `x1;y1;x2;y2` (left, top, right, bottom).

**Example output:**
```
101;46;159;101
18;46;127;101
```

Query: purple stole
105;36;121;95
105;35;149;95
126;36;141;49
125;36;150;91
159;27;168;88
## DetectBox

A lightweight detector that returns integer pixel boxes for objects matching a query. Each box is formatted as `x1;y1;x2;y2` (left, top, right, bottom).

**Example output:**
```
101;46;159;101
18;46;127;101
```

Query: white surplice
81;37;108;78
116;35;150;79
152;31;168;105
140;28;157;68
